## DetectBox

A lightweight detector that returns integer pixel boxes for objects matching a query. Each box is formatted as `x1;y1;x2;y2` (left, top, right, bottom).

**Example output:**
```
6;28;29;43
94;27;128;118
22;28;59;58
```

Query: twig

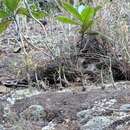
22;34;53;58
109;57;116;88
24;0;55;58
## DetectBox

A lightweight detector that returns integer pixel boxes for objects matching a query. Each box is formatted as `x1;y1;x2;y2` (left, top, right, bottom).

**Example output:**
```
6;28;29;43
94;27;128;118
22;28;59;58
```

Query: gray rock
80;114;92;125
77;110;92;124
0;125;4;130
120;104;130;112
81;116;113;130
3;106;18;123
7;88;41;104
42;122;56;130
77;110;92;119
20;105;46;120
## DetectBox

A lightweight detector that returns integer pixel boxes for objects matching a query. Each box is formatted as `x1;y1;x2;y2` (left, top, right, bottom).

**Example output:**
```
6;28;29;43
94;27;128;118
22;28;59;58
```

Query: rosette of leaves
57;2;101;35
0;0;46;33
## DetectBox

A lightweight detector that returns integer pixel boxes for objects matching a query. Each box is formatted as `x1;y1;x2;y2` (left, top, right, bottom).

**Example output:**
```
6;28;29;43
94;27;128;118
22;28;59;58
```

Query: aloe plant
0;0;46;33
57;2;101;35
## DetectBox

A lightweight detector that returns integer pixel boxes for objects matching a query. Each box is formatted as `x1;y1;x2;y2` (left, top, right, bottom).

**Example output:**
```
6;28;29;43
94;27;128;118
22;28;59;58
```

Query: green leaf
81;6;95;23
30;4;37;11
0;20;11;33
63;2;82;21
17;7;46;19
57;16;80;25
0;10;9;18
31;11;46;19
17;7;29;16
81;20;93;33
4;0;21;12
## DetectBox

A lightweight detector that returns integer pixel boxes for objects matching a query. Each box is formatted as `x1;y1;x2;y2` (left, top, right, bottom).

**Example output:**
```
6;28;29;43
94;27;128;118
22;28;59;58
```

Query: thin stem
14;16;31;83
24;0;55;58
14;16;27;55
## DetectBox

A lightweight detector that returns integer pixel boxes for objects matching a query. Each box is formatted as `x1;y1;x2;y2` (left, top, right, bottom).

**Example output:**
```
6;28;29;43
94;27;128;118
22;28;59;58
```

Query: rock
0;124;4;130
77;110;93;118
120;104;130;112
1;78;28;88
7;88;41;105
42;122;56;130
3;105;18;123
77;110;92;124
81;116;113;130
0;85;10;94
20;105;46;121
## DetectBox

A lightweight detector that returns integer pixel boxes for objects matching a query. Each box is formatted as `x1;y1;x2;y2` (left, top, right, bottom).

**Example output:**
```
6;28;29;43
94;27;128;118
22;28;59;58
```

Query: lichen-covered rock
77;110;93;124
7;89;41;105
20;105;46;121
3;105;18;124
81;116;113;130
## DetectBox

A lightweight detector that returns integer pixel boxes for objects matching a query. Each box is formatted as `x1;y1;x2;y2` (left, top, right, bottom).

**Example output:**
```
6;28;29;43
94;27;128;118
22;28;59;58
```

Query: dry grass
92;0;130;60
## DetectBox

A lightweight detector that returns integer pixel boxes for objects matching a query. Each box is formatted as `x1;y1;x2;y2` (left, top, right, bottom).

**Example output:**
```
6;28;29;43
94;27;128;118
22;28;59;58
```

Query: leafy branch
57;2;101;35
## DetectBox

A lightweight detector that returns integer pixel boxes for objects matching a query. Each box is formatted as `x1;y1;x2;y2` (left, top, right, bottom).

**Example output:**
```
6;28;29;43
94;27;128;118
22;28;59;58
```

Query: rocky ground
1;85;130;130
0;42;130;130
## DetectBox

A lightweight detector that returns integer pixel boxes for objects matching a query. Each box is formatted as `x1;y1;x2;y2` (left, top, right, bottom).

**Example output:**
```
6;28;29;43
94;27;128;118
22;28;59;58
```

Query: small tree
57;2;101;50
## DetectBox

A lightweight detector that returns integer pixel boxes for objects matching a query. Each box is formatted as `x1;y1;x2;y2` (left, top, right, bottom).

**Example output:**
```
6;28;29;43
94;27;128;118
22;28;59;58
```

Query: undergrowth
0;0;130;88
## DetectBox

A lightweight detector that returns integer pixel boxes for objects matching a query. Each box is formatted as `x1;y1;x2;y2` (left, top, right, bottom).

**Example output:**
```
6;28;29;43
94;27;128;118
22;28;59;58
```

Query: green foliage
0;0;46;34
63;2;82;21
17;7;46;19
0;20;11;33
57;16;80;25
3;0;21;12
57;2;101;34
0;10;9;18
